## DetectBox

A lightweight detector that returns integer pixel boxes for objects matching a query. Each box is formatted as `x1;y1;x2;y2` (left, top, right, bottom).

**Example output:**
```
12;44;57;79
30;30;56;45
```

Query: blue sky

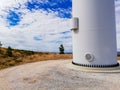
0;0;120;52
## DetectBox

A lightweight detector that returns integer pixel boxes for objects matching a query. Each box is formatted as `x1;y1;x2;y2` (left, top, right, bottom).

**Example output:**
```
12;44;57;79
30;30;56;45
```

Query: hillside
0;47;72;70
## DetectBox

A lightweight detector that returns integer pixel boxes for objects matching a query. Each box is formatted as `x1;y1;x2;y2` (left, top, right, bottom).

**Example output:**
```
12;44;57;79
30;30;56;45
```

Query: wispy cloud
25;0;72;18
0;0;72;52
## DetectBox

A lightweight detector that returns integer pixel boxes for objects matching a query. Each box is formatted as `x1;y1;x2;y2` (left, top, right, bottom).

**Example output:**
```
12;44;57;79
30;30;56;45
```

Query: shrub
59;44;64;54
5;46;13;57
0;42;2;53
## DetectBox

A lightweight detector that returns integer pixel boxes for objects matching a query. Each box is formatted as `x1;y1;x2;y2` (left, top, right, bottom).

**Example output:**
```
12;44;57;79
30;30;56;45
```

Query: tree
6;46;13;57
0;42;2;53
59;44;64;54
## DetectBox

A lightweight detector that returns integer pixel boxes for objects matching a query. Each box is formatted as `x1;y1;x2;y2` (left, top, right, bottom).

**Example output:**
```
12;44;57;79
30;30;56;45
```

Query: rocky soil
0;60;120;90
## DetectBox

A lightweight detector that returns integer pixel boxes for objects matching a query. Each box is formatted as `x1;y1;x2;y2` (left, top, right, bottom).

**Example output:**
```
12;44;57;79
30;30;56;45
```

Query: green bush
59;44;64;54
0;42;2;53
5;46;13;57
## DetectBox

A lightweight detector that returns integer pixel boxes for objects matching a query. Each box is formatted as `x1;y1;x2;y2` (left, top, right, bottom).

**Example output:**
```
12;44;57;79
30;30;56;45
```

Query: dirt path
0;59;120;90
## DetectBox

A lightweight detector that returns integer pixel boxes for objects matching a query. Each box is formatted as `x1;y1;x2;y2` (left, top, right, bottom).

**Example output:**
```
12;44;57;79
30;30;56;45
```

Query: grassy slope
0;48;72;70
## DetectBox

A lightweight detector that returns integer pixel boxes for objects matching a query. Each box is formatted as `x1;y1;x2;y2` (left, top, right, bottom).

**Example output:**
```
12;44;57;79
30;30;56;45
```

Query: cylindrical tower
71;0;119;67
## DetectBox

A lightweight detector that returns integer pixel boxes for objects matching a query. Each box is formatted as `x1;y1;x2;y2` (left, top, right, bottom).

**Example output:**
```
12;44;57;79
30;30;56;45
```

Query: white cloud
115;0;120;50
0;0;71;52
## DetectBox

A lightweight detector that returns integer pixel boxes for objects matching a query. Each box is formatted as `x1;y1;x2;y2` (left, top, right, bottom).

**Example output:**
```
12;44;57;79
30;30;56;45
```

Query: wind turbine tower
71;0;119;68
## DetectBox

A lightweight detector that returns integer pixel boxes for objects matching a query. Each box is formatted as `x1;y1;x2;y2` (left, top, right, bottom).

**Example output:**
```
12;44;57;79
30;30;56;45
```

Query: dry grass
0;48;72;70
117;56;120;60
21;54;72;62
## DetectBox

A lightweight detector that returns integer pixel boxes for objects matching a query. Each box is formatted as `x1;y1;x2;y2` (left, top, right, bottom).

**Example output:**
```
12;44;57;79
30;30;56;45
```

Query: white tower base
71;0;119;68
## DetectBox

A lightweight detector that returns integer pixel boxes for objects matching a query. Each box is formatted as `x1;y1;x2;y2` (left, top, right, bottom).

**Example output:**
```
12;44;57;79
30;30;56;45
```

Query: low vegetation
0;47;72;70
59;44;64;54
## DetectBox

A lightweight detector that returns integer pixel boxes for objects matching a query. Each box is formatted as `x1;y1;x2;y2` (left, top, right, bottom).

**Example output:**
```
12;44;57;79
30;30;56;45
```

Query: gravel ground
0;59;120;90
